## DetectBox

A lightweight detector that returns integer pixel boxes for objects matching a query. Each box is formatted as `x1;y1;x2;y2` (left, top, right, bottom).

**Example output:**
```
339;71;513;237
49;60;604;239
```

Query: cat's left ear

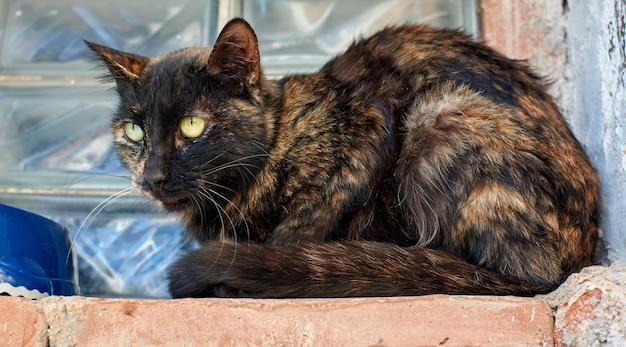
207;18;261;86
84;41;149;82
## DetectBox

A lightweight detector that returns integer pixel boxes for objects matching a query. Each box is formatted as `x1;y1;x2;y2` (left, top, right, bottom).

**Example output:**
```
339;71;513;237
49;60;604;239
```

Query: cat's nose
143;156;169;191
143;168;167;191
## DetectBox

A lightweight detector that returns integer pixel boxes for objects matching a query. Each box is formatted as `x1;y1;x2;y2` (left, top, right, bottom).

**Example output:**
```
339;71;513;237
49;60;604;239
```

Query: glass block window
0;0;478;298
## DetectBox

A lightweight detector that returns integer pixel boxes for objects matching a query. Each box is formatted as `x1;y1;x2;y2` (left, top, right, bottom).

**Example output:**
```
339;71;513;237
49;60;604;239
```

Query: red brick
561;287;602;332
0;297;47;346
480;0;540;60
0;294;555;346
480;0;569;115
45;295;552;346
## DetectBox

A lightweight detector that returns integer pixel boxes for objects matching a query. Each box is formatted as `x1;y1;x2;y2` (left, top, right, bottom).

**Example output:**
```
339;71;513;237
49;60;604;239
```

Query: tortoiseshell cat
86;18;599;298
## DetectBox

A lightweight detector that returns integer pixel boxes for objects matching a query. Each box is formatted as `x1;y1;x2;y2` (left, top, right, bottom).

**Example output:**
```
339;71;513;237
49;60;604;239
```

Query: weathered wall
543;261;626;346
565;0;626;262
481;0;569;100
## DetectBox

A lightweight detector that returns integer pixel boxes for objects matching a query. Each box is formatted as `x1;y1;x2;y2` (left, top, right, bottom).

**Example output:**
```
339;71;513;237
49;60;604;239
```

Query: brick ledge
1;295;553;346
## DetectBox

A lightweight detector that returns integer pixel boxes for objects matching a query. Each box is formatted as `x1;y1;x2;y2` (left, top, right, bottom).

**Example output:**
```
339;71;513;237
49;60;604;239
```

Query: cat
85;17;599;298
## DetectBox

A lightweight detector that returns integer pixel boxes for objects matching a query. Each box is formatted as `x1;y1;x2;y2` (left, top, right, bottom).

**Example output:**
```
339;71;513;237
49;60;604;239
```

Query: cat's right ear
84;41;149;83
207;18;261;86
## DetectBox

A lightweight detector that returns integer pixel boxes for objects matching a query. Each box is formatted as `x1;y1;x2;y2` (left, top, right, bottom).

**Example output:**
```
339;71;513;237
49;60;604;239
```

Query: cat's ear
84;41;149;82
207;18;261;85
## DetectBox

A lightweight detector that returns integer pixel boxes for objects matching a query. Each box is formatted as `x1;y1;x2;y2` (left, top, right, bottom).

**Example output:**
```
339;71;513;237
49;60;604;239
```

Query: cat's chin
158;197;190;211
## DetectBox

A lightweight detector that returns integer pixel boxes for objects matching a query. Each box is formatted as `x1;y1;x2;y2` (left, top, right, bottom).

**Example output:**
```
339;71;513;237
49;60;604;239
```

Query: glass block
0;0;217;76
242;0;479;74
61;207;187;298
0;84;129;192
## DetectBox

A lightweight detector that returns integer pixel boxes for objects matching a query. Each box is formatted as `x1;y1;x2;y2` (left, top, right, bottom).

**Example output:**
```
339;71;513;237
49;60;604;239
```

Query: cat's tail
167;241;555;298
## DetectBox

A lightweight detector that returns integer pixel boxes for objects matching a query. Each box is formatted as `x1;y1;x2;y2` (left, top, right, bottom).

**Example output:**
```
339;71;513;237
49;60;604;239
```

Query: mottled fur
86;18;599;298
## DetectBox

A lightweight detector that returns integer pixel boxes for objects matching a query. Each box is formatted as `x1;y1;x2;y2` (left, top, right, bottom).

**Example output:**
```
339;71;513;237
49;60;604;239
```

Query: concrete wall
565;0;626;262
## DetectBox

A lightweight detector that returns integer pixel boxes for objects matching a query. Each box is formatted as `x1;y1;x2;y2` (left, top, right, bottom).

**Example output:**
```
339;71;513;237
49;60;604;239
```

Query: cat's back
315;24;591;169
321;24;548;107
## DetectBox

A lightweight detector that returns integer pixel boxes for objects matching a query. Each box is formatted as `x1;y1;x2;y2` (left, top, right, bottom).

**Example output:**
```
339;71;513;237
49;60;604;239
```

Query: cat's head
86;18;273;213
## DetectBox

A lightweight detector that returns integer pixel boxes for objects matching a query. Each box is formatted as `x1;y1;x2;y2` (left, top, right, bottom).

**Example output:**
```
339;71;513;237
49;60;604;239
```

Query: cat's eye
124;122;144;142
180;116;206;139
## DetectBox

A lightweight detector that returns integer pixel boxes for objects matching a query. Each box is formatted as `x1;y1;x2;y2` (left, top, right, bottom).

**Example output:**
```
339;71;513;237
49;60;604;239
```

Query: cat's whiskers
68;187;137;264
197;146;235;169
198;155;267;193
206;187;251;243
195;187;235;242
76;187;137;236
194;186;243;283
202;154;268;176
186;188;234;275
197;179;236;194
196;145;262;170
188;193;207;236
250;140;269;154
234;166;255;187
195;187;242;285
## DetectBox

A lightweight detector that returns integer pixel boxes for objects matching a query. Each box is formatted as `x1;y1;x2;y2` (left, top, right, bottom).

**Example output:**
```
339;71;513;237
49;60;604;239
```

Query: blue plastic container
0;204;79;298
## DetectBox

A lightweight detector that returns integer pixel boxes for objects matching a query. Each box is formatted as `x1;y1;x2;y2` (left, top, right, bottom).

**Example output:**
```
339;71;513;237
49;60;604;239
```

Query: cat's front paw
167;246;250;298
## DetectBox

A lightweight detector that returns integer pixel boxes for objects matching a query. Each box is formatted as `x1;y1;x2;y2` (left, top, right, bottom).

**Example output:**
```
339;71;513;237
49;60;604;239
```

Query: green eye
124;122;144;142
180;116;206;138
